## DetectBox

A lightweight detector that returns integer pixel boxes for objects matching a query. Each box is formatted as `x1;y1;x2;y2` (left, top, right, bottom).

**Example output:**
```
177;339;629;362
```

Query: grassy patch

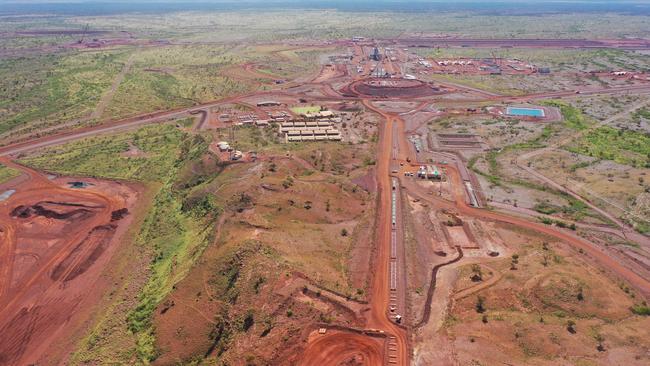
542;100;591;130
628;219;650;235
21;124;224;364
535;195;589;221
19;124;184;181
102;45;254;120
632;108;650;121
533;202;560;215
290;105;322;115
630;303;650;316
469;124;552;188
0;163;20;184
0;49;131;138
568;126;650;168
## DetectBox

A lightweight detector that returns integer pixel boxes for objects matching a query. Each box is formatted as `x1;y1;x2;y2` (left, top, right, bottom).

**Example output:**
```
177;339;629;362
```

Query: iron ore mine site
0;1;650;365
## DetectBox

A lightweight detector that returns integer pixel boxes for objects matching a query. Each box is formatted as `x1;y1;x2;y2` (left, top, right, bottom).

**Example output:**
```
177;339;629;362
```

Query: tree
341;228;349;237
567;320;576;334
282;176;294;189
471;264;483;282
476;296;486;313
577;287;584;301
510;254;519;270
595;334;605;352
242;310;254;332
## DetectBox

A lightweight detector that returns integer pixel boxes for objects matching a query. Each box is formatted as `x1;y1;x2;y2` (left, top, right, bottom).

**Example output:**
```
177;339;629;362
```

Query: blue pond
506;107;545;117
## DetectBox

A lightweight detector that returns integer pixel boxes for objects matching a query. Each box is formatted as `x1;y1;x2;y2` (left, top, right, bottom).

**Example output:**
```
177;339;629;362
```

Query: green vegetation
539;216;577;230
543;100;591;130
19;124;184;181
103;45;251;120
126;134;221;362
0;163;20;184
568;160;594;172
0;40;331;141
630;303;650;316
631;221;650;236
534;202;560;215
22;123;223;363
468;125;552;188
0;50;131;139
232;125;286;153
290;105;321;115
632;108;650;121
534;196;590;221
568;126;650;168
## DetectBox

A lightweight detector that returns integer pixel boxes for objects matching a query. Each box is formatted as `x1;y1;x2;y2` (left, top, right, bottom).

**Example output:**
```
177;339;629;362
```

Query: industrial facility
417;165;442;180
278;120;342;142
370;47;381;61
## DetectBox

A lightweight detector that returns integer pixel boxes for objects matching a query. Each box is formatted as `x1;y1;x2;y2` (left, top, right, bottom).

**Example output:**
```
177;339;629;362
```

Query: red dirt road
365;109;409;366
299;101;410;365
402;162;650;299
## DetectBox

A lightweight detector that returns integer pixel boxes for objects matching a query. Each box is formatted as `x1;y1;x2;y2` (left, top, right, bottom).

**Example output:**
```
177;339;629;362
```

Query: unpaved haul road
402;164;650;299
366;109;409;366
299;100;409;365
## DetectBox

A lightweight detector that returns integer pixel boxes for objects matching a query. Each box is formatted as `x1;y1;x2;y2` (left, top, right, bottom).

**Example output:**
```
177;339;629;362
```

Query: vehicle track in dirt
90;52;136;121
